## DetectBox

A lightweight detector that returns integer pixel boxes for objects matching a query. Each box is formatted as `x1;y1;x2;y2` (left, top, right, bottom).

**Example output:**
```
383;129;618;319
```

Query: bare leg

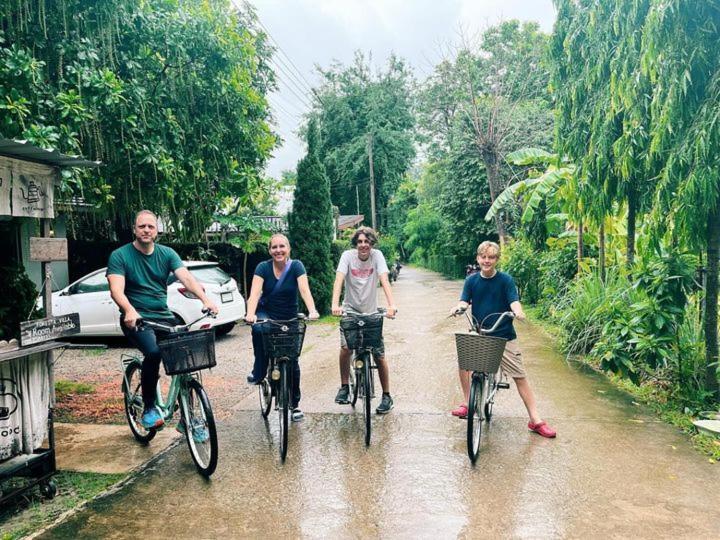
375;355;390;393
514;377;542;424
459;368;471;402
339;347;352;385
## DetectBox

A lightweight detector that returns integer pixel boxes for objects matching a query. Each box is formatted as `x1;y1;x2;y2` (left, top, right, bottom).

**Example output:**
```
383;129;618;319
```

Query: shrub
0;266;40;340
501;237;541;304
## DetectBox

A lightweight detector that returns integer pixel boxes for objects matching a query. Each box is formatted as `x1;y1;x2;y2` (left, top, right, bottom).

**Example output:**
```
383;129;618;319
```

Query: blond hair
268;233;291;250
477;241;500;258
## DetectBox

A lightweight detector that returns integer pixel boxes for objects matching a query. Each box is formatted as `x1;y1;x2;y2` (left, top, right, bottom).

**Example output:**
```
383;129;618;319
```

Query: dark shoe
376;394;394;415
335;385;350;404
247;374;262;385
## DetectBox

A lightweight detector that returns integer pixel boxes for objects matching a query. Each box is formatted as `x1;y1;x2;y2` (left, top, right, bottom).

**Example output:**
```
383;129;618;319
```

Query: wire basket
454;332;507;373
340;315;383;350
261;320;307;360
159;329;216;375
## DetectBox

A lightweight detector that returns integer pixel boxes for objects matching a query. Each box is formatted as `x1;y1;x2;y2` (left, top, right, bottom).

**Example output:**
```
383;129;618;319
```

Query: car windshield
189;265;232;285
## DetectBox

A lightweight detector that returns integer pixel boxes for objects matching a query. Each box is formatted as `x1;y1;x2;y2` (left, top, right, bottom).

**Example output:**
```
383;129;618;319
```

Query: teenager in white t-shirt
331;227;398;413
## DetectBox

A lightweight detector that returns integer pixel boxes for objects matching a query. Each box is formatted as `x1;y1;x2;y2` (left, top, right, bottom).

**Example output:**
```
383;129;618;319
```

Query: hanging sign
29;237;68;262
11;159;55;219
0;158;11;216
19;313;80;347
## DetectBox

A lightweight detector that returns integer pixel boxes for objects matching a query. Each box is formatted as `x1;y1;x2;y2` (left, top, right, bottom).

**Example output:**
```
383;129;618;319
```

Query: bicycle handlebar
244;313;308;326
339;307;396;319
137;309;216;333
478;311;515;334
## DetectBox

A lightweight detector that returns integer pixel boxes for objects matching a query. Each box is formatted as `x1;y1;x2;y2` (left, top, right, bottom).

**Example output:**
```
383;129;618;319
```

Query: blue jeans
121;318;171;410
251;311;302;407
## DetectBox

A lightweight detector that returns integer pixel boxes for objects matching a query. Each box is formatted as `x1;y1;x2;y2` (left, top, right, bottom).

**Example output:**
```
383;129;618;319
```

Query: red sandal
528;421;556;438
451;404;468;418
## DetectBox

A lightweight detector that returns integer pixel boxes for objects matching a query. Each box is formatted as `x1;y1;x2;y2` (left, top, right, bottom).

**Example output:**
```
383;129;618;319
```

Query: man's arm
107;274;140;329
331;271;345;316
377;272;397;317
173;267;219;315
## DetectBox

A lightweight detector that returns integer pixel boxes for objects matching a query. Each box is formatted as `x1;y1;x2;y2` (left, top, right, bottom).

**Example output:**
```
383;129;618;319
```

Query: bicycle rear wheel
259;378;272;418
278;361;290;462
362;354;372;446
467;374;487;464
179;378;218;477
122;361;156;444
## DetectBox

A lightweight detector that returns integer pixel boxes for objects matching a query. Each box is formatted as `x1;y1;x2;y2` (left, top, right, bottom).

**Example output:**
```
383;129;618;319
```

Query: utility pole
367;132;377;230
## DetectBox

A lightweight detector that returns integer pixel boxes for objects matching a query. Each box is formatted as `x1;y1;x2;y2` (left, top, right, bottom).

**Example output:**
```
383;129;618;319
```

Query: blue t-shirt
460;271;519;340
254;259;307;320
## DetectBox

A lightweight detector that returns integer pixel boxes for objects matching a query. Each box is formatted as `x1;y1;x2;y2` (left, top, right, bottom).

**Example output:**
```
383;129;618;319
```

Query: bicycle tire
279;361;290;462
467;374;487;464
122;361;157;444
350;361;359;407
484;373;495;421
259;378;272;418
363;353;372;446
179;378;218;477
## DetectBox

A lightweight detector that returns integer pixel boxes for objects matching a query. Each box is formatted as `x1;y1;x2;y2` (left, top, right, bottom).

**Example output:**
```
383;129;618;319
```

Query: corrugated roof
0;138;101;168
338;214;364;230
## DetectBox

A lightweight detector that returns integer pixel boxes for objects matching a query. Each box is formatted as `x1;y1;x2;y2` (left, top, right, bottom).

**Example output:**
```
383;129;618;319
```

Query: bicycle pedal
497;382;510;389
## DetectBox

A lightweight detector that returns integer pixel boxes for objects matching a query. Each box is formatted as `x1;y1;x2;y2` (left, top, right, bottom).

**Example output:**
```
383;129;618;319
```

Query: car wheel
215;322;235;337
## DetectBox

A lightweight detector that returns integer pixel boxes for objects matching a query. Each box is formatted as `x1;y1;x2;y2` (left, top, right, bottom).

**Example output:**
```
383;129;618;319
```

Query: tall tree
288;120;334;314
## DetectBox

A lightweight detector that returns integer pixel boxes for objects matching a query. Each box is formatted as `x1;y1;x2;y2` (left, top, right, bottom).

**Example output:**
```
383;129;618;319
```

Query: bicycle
121;312;219;477
252;314;307;462
452;309;513;464
339;308;391;446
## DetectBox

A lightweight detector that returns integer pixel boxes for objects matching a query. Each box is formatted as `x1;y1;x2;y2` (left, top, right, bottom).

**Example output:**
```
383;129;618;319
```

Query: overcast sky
245;0;557;178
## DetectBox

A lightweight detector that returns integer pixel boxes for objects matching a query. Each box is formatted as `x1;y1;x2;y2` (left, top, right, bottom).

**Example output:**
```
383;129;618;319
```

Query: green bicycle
121;313;219;477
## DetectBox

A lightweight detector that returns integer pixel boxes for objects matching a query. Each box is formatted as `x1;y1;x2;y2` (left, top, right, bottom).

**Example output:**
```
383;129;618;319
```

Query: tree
288;121;334;314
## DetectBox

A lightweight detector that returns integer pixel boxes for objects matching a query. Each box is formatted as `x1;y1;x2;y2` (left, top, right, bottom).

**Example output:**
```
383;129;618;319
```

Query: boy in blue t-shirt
450;241;556;438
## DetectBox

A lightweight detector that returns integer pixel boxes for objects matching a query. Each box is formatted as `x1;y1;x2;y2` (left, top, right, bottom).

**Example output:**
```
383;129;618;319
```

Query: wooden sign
29;237;68;262
20;313;80;347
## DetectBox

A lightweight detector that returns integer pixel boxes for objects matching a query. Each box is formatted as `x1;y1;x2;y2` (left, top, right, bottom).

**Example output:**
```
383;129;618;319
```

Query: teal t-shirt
106;243;184;320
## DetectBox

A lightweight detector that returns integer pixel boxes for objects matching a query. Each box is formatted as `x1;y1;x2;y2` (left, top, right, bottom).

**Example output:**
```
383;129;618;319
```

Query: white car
46;261;245;337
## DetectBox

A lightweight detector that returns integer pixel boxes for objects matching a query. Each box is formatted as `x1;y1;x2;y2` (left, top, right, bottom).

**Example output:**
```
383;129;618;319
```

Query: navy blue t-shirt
460;271;519;340
254;259;307;320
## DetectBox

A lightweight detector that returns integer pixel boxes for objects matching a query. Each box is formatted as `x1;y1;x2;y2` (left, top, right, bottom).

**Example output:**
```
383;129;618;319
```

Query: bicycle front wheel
179;378;218;477
350;361;359;407
259;378;272;418
278;361;290;462
363;354;372;446
122;361;156;444
467;374;487;464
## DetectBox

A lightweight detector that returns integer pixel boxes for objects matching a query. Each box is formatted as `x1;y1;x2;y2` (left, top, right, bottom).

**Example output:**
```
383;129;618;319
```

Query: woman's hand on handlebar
244;313;257;324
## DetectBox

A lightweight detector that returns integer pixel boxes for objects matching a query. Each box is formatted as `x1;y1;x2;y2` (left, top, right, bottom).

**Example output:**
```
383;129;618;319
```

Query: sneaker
451;404;468;418
335;385;350;404
291;408;305;422
376;393;394;415
528;421;557;438
177;418;209;443
141;407;164;429
247;373;262;385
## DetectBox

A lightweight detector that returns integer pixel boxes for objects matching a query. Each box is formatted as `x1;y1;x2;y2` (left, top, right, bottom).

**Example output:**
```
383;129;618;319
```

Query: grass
528;311;720;462
0;470;126;540
55;380;95;398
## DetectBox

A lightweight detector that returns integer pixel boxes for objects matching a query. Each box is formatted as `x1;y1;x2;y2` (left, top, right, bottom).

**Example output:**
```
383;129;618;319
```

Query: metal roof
0;138;101;168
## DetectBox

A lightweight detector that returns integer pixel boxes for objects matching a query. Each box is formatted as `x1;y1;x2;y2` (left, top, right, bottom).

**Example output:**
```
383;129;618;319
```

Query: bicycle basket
454;332;507;373
340;315;383;350
159;329;216;375
261;320;307;359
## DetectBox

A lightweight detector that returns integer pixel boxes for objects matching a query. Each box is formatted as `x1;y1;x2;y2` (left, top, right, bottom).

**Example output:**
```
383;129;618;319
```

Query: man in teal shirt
107;210;218;429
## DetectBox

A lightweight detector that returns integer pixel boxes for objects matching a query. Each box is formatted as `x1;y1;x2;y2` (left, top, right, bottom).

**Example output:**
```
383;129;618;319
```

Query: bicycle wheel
362;354;372;446
278;361;290;462
467;374;487;464
122;361;156;444
350;359;359;407
259;378;272;418
484;373;495;422
179;378;218;477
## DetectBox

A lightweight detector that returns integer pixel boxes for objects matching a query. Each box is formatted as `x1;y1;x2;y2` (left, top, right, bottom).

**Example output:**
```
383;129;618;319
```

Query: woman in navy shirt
245;234;319;421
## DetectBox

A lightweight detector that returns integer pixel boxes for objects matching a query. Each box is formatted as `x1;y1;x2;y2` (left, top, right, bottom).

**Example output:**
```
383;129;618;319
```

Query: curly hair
351;227;378;246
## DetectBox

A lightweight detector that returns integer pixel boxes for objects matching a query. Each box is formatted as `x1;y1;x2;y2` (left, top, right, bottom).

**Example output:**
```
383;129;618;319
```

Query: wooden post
368;133;377;230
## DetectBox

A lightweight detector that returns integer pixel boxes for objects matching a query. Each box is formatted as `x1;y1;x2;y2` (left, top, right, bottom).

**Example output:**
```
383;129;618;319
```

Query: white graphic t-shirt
337;249;389;313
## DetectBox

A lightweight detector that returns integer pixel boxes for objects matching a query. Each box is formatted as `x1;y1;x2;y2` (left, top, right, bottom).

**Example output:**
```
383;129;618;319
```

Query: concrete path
42;267;720;539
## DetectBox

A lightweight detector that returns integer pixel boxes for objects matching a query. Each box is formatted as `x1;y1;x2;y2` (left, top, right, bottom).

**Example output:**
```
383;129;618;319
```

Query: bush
536;238;581;315
0;266;40;340
501;237;541;304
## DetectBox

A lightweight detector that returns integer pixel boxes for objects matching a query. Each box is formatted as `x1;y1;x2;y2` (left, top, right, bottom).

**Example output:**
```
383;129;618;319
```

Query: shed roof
0;138;101;168
338;214;364;230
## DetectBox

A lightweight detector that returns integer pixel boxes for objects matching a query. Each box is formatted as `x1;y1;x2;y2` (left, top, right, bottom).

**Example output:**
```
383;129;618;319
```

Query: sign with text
0;156;56;218
30;237;68;262
20;313;80;347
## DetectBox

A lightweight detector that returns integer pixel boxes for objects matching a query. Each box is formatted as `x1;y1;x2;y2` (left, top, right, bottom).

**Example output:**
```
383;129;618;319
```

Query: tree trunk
704;206;720;399
627;184;637;269
482;151;507;245
599;219;606;282
577;216;584;273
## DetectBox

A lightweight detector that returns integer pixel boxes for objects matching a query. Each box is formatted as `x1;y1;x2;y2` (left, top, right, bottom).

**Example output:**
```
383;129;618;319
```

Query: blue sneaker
177;418;209;443
141;407;165;429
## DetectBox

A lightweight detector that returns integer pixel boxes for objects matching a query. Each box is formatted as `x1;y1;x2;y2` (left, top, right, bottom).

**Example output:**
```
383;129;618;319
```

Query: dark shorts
339;328;385;357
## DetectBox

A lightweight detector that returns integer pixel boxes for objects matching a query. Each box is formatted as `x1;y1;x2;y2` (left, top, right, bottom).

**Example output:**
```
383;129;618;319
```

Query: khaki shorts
340;329;385;356
500;339;526;378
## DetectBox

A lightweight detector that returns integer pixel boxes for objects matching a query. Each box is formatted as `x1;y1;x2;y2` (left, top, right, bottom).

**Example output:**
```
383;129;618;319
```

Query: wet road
44;267;720;538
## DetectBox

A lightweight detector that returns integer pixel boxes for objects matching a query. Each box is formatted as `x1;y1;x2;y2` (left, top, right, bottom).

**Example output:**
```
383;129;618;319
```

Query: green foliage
501;238;541;304
331;239;348;270
0;0;277;240
288;121;334;314
0;266;39;340
536;238;581;315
